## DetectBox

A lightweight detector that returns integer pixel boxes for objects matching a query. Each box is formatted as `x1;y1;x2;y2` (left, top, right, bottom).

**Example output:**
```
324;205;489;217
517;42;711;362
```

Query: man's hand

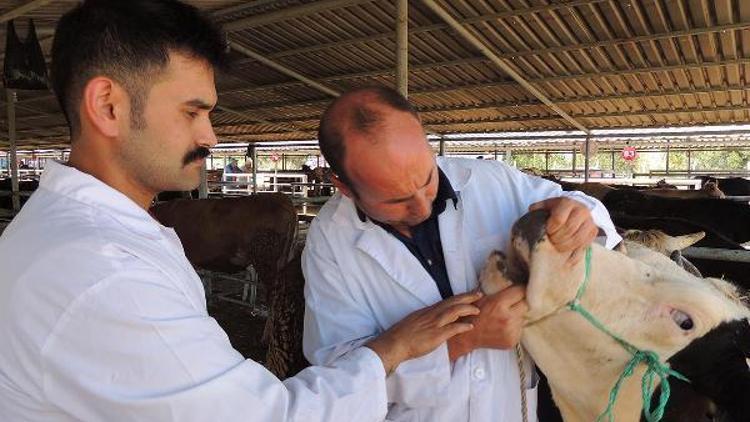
447;286;528;361
530;197;598;253
366;291;482;374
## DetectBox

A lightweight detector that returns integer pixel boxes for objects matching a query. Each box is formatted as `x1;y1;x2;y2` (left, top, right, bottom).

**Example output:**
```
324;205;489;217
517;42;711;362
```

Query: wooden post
584;137;591;182
396;0;408;97
199;162;208;199
438;137;445;156
571;147;577;176
251;147;258;194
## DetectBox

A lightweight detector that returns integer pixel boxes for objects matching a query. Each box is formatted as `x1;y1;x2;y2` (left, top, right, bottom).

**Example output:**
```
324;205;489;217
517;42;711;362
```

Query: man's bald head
317;86;420;194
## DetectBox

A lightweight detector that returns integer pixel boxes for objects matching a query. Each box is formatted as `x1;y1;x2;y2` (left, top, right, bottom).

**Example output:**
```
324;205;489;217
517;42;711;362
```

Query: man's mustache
183;147;211;166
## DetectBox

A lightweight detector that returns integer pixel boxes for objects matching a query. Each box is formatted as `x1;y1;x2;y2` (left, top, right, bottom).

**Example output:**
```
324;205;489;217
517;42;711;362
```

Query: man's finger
432;291;483;311
528;198;553;212
433;322;475;344
437;304;481;326
490;285;526;310
556;222;598;252
547;202;576;235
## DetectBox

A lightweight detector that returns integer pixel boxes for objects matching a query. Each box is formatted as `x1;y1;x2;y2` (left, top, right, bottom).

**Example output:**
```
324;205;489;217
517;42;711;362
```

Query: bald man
302;86;621;422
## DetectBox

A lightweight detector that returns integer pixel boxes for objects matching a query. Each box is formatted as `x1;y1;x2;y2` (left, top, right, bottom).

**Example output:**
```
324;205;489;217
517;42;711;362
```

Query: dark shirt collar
356;167;457;223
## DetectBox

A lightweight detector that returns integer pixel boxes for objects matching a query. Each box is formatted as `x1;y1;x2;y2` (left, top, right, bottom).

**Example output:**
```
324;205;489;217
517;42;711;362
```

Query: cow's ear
613;241;627;254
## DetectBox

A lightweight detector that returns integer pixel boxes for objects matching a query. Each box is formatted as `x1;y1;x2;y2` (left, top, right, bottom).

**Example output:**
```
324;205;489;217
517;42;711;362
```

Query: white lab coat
302;158;620;422
0;160;388;422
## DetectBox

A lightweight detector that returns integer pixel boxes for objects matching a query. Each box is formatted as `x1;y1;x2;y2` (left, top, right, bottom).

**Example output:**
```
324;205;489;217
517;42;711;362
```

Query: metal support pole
611;150;615;171
494;144;498;161
251;146;258;194
665;140;671;176
198;162;208;199
571;147;577;175
7;89;20;212
545;151;549;173
438;138;445;156
396;0;408;97
687;149;692;176
584;137;591;182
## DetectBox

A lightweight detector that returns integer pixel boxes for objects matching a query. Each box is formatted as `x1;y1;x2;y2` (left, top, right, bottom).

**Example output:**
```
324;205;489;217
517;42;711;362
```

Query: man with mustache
0;1;481;421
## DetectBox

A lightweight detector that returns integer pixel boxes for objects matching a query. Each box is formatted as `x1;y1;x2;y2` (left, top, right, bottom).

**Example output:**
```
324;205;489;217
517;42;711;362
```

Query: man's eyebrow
383;168;434;204
185;99;215;110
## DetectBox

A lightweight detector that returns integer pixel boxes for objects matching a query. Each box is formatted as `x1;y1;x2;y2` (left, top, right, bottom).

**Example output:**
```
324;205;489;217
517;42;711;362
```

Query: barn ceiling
0;0;748;150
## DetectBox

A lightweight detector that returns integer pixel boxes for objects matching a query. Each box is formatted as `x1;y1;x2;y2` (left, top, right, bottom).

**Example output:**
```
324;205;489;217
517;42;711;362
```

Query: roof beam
214;104;302;133
223;0;372;32
222;57;750;98
234;2;750;64
229;41;340;97
211;0;279;18
0;0;54;24
211;104;750;135
16;91;749;139
421;105;750;127
227;86;748;115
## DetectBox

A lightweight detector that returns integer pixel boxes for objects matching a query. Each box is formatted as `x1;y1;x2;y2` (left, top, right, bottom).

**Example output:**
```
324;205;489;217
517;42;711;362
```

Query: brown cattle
641;180;725;199
150;194;298;291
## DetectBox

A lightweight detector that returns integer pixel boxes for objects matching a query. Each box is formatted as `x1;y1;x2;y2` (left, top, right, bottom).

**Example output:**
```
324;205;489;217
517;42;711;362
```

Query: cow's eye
671;309;694;330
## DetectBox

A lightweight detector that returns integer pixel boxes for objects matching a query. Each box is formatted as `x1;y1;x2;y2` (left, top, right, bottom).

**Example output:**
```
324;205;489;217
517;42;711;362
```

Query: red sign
621;146;637;161
270;153;280;162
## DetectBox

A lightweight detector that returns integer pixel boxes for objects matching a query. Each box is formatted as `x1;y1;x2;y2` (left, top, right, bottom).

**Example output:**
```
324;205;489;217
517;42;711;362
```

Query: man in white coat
0;2;483;421
303;87;622;421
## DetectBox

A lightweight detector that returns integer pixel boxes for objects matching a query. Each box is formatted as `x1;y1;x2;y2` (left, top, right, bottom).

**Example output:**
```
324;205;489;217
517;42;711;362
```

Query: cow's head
480;209;750;421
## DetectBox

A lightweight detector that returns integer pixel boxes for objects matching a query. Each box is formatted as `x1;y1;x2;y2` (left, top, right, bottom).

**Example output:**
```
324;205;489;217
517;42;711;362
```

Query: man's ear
331;174;355;199
80;76;128;139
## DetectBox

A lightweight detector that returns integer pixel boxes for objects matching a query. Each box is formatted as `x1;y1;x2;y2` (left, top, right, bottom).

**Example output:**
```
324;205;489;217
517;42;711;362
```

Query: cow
150;194;298;302
641;180;725;199
479;210;750;422
697;176;750;196
620;229;704;278
602;189;750;245
0;178;39;210
611;214;750;289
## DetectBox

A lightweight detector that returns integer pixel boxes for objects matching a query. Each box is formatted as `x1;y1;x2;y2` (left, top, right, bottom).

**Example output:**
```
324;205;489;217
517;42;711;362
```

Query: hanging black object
3;19;49;90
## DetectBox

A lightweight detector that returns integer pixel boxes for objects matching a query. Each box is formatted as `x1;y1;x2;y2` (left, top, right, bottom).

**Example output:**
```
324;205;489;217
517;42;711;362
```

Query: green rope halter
567;247;689;422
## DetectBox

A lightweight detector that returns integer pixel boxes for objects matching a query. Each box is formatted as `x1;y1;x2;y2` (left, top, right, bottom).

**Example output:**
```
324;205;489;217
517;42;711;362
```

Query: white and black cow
480;210;750;422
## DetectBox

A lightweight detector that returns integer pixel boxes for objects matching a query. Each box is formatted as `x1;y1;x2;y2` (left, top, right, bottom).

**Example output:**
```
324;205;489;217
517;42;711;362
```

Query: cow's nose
511;209;550;250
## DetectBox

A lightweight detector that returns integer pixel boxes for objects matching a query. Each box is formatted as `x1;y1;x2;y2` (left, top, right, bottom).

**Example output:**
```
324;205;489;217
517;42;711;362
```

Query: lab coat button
473;367;485;380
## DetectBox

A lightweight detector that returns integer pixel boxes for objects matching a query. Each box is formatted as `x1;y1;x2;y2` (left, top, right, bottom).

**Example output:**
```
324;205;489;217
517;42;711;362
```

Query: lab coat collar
327;160;474;305
40;160;163;239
